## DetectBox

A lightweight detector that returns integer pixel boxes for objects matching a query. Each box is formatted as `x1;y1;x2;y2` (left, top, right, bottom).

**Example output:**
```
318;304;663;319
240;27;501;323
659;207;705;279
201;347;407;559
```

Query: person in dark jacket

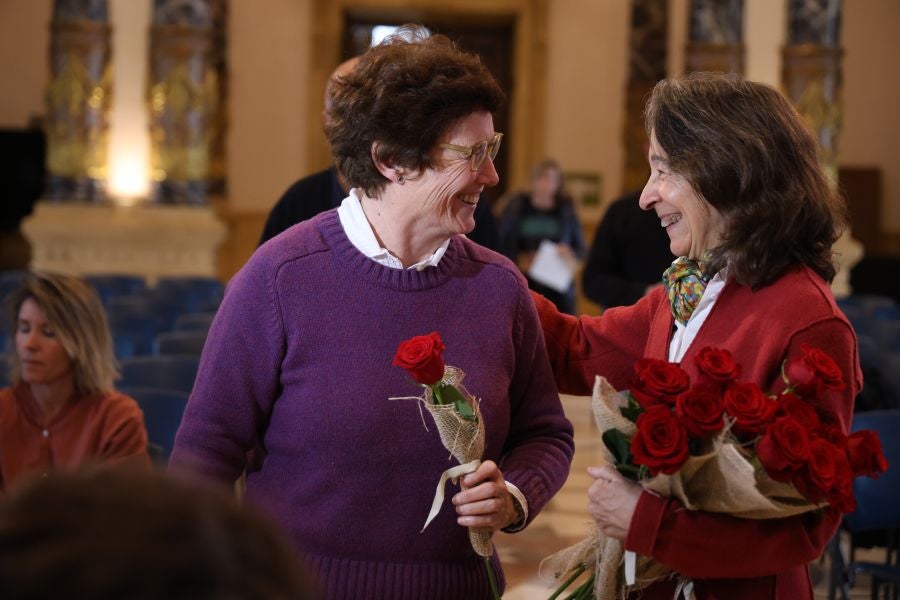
582;189;673;309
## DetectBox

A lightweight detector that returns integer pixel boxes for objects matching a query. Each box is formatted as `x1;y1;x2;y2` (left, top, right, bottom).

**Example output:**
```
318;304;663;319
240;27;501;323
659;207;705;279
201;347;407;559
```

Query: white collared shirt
336;189;449;270
336;188;530;527
668;270;726;363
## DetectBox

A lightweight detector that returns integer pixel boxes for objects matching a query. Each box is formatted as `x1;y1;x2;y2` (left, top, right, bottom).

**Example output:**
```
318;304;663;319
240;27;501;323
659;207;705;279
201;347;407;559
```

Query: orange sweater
0;382;150;492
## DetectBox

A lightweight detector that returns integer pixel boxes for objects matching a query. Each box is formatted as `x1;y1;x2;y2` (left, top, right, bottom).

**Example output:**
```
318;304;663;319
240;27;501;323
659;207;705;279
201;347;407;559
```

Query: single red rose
392;332;446;385
630;405;690;476
630;358;690;408
694;347;741;385
846;429;889;478
827;451;856;514
785;344;845;394
757;416;811;482
723;381;777;439
675;384;725;438
793;438;839;502
775;393;821;431
819;422;849;452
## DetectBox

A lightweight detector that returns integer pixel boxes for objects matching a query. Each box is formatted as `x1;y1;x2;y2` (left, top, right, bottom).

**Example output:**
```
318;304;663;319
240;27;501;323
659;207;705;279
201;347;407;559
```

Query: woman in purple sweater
171;25;574;599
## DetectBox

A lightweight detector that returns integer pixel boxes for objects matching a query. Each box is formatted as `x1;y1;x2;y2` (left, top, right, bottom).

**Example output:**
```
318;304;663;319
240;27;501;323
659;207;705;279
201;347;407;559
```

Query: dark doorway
342;15;514;206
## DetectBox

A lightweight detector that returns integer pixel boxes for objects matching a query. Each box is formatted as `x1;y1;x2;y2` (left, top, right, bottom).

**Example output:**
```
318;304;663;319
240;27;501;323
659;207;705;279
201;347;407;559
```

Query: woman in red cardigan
533;72;861;599
0;272;150;492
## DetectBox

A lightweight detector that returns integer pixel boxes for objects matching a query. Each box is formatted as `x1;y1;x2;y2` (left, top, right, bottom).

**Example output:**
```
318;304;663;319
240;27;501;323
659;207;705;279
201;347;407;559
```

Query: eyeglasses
439;132;503;172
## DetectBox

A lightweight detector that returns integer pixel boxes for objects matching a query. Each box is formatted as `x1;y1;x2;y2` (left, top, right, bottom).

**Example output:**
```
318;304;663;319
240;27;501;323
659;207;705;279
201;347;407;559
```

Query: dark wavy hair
325;24;505;197
645;72;847;288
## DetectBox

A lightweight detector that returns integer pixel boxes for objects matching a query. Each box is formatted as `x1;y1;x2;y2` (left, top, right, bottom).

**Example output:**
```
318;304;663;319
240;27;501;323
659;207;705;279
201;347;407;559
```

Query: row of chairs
827;410;900;599
100;277;220;464
839;294;900;354
838;294;900;412
833;297;900;597
122;387;190;463
95;276;223;359
104;277;221;464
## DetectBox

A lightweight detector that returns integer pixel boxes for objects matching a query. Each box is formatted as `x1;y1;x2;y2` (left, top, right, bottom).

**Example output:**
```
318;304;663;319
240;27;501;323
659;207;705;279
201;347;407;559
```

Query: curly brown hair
645;72;847;288
325;25;505;197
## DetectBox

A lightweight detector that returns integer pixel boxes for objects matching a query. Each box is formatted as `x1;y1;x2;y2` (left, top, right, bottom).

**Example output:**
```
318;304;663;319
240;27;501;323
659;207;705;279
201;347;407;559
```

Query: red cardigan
0;382;150;492
535;265;862;600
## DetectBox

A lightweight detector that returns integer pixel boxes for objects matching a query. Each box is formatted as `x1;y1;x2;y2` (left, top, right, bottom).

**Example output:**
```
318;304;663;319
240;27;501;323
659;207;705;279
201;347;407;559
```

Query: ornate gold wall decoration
623;0;668;194
781;0;861;297
149;0;227;204
44;1;111;202
782;0;843;184
685;0;744;74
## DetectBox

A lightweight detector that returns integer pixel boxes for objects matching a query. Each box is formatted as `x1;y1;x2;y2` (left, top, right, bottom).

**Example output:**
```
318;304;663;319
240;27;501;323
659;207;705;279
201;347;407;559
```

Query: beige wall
0;0;50;128
544;0;629;219
1;0;898;236
228;0;314;213
842;0;900;230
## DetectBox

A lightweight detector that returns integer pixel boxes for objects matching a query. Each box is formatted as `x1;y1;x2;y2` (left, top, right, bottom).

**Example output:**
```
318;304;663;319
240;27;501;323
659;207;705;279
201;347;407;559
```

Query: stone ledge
22;201;227;282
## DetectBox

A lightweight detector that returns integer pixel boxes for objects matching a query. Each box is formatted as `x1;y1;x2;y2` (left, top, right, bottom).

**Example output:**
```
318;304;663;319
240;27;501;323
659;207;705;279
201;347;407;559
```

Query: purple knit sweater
171;209;574;599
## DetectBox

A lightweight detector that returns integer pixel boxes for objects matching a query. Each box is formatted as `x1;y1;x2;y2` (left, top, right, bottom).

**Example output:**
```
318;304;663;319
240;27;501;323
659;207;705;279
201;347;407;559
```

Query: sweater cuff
624;490;667;556
501;481;529;533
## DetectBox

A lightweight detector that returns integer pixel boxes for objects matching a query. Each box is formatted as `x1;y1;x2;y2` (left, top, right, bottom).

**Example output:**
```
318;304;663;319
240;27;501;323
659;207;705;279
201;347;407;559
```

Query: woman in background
498;159;585;314
0;272;149;492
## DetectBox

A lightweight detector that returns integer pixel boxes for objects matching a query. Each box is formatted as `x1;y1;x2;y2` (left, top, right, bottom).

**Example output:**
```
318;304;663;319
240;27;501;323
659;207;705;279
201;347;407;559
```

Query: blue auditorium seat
120;386;189;464
154;331;208;356
119;355;200;396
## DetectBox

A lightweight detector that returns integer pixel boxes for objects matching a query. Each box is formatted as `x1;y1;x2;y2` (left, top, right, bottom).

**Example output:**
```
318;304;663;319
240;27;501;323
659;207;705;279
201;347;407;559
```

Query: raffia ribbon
421;459;482;532
418;367;493;557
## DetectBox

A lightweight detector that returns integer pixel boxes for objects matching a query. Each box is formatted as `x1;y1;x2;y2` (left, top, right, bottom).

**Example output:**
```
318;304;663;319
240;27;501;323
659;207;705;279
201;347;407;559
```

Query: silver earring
397;174;405;184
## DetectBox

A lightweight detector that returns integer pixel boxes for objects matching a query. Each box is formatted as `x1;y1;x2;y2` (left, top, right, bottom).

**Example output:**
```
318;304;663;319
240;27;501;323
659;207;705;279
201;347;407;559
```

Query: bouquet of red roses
391;331;500;600
546;344;888;600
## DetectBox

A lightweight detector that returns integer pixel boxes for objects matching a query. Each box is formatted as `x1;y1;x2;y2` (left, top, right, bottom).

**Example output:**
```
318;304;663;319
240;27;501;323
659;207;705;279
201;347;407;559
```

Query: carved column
622;0;668;194
685;0;744;74
44;0;111;202
781;0;842;183
209;2;228;198
148;0;227;204
781;0;860;296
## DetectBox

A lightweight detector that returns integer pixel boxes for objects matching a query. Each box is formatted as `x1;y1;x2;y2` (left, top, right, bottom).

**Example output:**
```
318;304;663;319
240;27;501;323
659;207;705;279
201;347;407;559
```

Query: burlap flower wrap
417;366;492;558
542;376;824;599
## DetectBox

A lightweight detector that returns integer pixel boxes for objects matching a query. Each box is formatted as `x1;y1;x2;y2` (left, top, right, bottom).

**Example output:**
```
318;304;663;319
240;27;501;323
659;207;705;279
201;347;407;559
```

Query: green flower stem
548;564;587;600
431;384;445;405
563;573;595;600
616;463;641;476
483;556;501;600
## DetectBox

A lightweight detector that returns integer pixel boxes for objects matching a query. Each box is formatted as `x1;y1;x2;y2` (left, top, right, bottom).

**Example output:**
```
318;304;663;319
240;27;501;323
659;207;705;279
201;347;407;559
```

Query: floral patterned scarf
663;256;711;326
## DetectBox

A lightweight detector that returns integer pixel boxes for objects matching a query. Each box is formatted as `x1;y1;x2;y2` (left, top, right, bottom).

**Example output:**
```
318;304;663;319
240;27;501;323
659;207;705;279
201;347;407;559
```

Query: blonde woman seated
0;272;150;492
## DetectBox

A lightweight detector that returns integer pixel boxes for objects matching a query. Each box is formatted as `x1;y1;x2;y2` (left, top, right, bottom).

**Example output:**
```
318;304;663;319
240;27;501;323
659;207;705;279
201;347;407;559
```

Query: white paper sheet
527;239;573;293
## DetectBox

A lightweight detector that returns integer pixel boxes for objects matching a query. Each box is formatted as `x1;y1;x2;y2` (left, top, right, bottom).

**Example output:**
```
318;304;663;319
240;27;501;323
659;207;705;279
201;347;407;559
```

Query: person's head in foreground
0;467;313;599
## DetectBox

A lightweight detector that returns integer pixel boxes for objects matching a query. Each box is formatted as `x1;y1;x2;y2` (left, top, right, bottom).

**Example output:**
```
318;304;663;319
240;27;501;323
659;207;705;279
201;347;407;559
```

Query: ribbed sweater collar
315;209;463;292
